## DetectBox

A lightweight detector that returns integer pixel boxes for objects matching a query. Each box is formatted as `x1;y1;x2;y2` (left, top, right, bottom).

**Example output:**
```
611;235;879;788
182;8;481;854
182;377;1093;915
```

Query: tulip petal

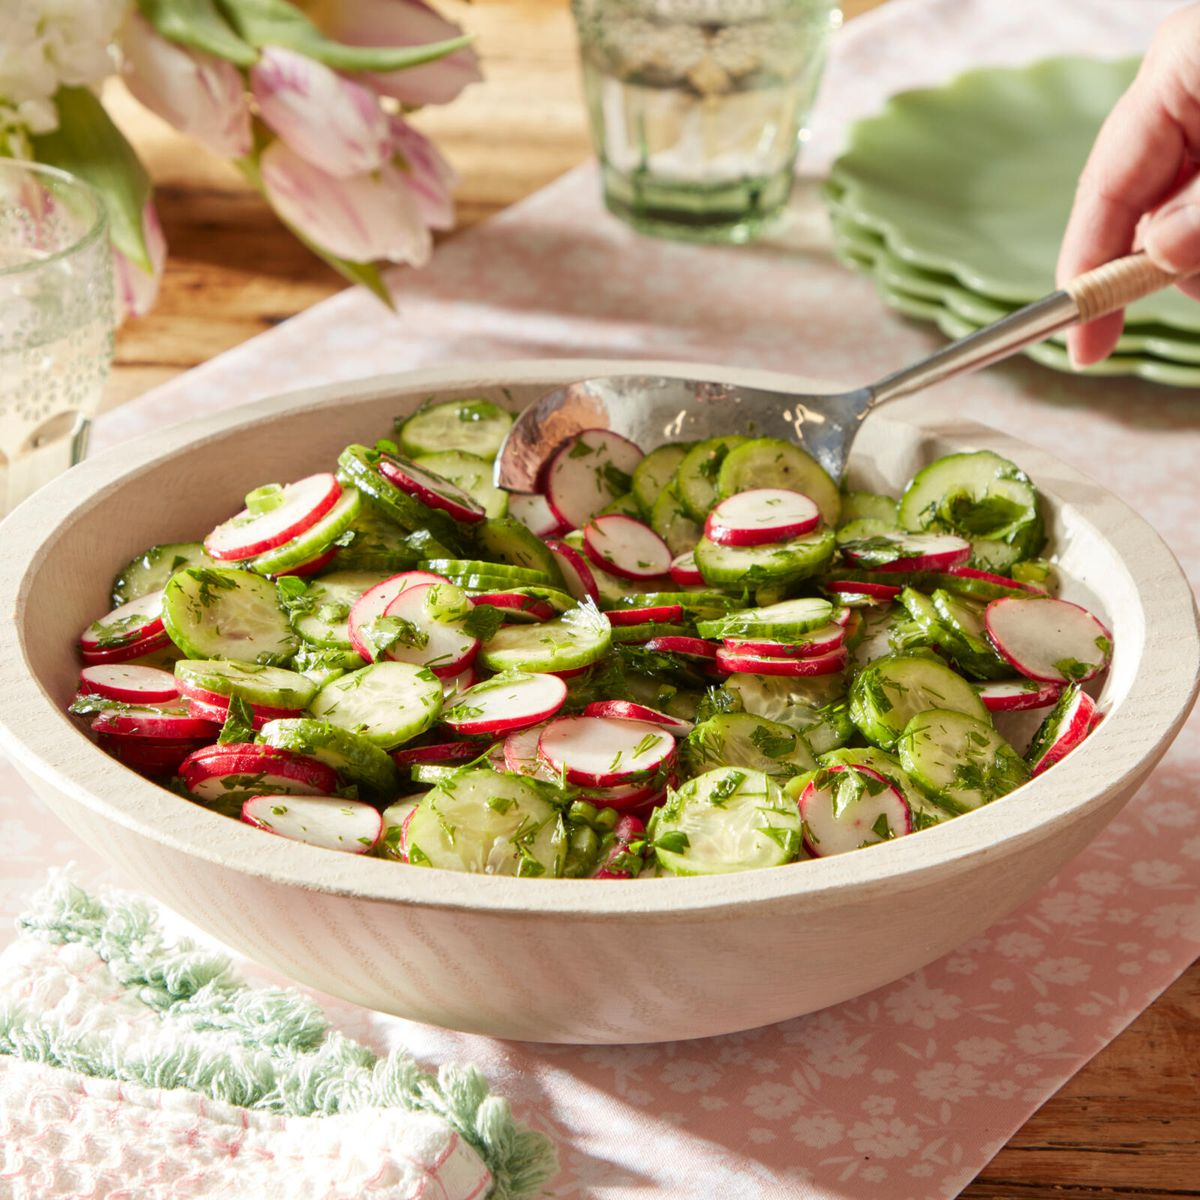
389;116;456;231
114;201;167;320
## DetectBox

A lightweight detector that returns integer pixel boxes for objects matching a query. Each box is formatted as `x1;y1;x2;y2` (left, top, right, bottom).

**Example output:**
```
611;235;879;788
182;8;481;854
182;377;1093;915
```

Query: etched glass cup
571;0;841;243
0;160;114;515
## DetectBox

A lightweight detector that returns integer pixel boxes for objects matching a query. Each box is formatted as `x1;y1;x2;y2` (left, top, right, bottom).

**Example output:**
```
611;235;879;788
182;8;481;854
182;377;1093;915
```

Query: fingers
1144;171;1200;273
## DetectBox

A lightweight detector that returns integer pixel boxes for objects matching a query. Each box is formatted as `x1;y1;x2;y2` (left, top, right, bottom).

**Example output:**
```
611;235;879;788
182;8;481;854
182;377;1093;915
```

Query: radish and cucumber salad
68;395;1111;878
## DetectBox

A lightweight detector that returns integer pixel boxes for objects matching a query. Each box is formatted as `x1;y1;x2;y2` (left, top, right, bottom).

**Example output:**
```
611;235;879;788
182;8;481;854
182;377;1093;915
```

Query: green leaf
216;0;472;72
138;0;258;66
31;89;152;272
218;695;256;744
462;604;506;643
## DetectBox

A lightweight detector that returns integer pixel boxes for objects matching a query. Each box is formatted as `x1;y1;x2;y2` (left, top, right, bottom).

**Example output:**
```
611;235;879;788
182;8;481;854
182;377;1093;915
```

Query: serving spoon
495;253;1177;491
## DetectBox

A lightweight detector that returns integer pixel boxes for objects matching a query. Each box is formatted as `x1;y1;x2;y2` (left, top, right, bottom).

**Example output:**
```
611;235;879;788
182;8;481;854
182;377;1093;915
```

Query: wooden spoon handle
1066;253;1178;323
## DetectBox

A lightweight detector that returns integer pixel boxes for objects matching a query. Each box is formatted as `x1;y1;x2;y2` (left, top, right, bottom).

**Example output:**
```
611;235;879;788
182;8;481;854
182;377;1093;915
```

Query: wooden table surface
106;2;1198;1196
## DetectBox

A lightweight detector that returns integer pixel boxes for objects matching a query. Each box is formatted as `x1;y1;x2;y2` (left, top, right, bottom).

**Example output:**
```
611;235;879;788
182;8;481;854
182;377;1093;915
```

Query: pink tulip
252;47;392;178
310;0;483;106
120;14;251;158
389;116;456;231
113;201;167;320
260;140;431;267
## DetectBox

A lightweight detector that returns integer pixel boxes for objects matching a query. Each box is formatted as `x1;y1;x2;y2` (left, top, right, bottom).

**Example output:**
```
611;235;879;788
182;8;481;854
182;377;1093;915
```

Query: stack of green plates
826;56;1200;387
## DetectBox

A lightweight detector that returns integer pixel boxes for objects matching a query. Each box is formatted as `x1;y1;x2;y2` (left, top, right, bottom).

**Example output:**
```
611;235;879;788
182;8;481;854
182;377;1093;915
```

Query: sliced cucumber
331;497;421;574
405;769;567;877
650;485;702;556
849;652;988;749
397;397;514;459
608;590;735;618
931;589;1009;679
722;672;852;753
247;486;362;576
632;444;687;516
111;542;218;606
419;560;552;588
716;438;840;526
897;708;1029;812
413;451;508;518
377;793;426;860
839;490;899;527
835;517;897;545
293;644;366;674
694;528;835;588
162;567;299;665
610;622;689;644
651;767;801;875
309;661;442;749
598;492;643;518
478;601;612;673
674;436;747;522
683;713;817;782
475;517;566;587
697;596;834;641
260;717;400;796
174;660;316;710
815;746;946;829
283;570;390;648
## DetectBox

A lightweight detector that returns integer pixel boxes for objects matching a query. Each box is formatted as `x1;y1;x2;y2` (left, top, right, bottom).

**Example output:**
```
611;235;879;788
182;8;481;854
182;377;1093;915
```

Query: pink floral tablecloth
4;0;1198;1196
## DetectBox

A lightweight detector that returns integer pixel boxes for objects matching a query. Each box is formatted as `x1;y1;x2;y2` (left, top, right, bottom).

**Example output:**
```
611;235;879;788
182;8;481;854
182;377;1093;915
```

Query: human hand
1057;3;1200;367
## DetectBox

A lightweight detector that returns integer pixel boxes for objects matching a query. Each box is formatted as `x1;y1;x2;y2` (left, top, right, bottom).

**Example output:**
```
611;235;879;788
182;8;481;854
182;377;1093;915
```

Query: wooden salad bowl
0;361;1195;1044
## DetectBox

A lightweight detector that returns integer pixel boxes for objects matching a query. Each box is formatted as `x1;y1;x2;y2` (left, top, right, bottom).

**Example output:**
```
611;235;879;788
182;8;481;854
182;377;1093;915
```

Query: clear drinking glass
0;159;114;515
572;0;841;243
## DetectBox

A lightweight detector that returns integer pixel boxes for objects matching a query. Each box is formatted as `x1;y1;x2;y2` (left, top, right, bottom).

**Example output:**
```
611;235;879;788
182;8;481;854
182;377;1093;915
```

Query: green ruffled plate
828;55;1200;334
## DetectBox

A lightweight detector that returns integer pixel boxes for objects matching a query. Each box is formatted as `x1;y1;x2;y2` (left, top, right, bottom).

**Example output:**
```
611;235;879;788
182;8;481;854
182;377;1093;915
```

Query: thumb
1143;175;1200;274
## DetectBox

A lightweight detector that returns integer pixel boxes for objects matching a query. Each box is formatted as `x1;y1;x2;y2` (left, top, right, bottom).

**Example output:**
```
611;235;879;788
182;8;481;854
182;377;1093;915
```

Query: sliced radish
539;716;676;787
242;793;383;854
79;664;179;704
391;741;482;767
584;515;672;581
509;491;565;537
443;672;568;736
377;453;486;523
949;566;1045;594
669;551;704;586
576;776;670;812
184;695;304;731
606;603;684;626
830;606;853;627
705;488;821;546
469;591;556;622
80;630;172;667
985;596;1113;684
976;679;1063;713
544;430;645;530
642;635;720;662
180;743;337;800
79;590;165;653
593;813;647;878
1028;687;1097;777
723;621;846;659
96;733;210;775
545;538;600;603
824;579;902;602
273;546;339;578
714;645;848;677
502;723;557;780
799;764;911;857
205;473;341;560
583;700;693;735
442;666;478;697
382;582;479;678
843;532;972;573
348;570;449;661
92;704;221;741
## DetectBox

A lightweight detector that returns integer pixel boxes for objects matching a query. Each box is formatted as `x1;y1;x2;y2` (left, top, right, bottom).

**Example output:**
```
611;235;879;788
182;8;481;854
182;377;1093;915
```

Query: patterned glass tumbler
571;0;841;243
0;160;114;516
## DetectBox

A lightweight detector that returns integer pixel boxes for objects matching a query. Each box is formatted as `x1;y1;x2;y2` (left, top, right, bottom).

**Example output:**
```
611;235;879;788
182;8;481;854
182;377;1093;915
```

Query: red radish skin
799;764;911;857
205;473;341;560
669;552;704;586
184;695;303;731
442;666;478;697
79;664;179;704
442;672;568;736
543;430;645;530
977;679;1063;713
80;630;172;667
1029;688;1097;777
96;733;211;775
985;596;1113;684
469;592;556;622
949;567;1045;594
92;705;221;741
545;538;600;603
714;646;848;677
583;515;672;581
175;679;303;718
576;777;668;812
705;489;821;546
382;582;480;678
348;571;449;661
584;700;693;735
273;546;339;578
606;604;684;626
377;454;486;523
391;741;483;768
508;491;565;538
843;533;971;573
593;814;646;878
824;579;902;602
722;622;846;659
180;743;337;799
642;636;719;661
79;590;166;652
539;716;676;787
242;793;383;854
